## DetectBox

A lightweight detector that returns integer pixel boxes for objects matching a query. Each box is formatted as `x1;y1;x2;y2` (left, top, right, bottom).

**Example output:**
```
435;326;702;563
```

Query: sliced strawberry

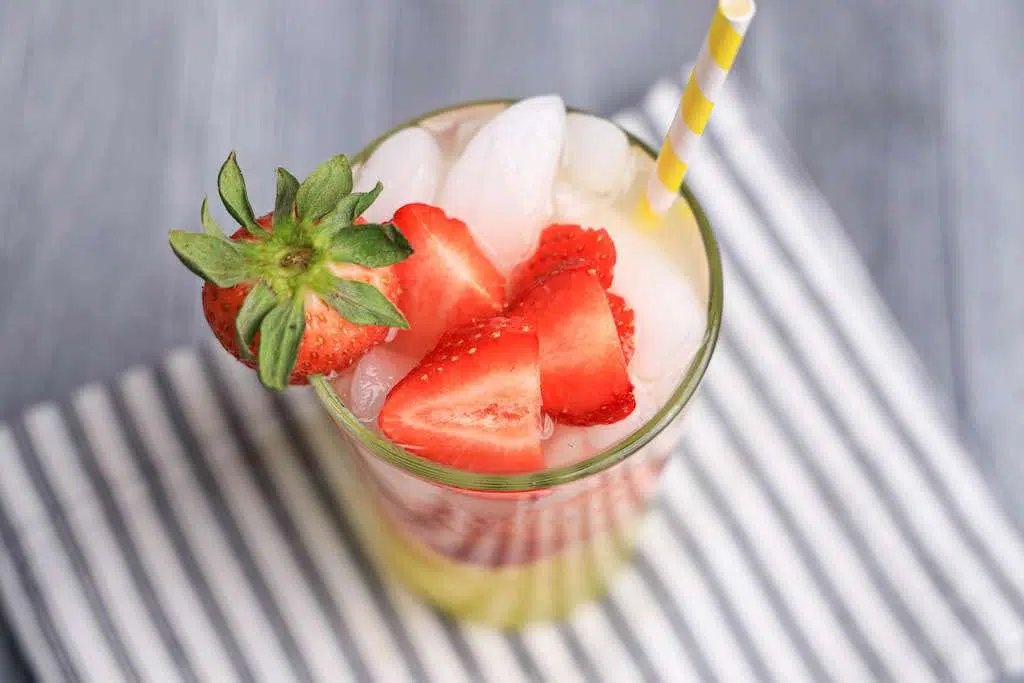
508;223;616;301
389;203;505;356
378;316;544;474
605;291;635;364
509;268;635;425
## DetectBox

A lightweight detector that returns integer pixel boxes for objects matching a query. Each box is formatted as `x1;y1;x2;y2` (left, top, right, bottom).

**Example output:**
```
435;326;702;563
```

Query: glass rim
311;97;723;492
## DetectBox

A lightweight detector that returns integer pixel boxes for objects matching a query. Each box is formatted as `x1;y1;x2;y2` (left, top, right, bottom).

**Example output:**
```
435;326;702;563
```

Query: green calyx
169;151;413;390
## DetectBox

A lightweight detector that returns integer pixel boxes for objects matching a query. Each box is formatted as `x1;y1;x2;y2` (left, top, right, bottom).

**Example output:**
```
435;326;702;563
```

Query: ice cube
544;426;594;469
347;347;419;423
331;368;356;405
354;126;443;222
607;227;706;383
438;95;567;273
552;181;594;224
562;113;633;196
452;116;489;156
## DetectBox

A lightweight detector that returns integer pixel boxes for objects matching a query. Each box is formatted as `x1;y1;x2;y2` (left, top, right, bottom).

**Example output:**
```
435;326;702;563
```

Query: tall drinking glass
310;100;722;627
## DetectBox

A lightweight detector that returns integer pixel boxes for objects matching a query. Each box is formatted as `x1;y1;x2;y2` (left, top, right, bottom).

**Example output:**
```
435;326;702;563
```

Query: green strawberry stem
169;152;413;390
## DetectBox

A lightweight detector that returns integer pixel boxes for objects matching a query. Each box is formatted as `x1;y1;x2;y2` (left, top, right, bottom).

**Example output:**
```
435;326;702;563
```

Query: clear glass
311;100;723;626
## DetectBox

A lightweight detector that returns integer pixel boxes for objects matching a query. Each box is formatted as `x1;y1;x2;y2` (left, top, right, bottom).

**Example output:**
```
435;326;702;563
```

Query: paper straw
638;0;756;223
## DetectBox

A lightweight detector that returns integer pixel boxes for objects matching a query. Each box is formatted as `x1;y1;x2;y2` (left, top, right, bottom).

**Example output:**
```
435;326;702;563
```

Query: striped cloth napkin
2;80;1024;683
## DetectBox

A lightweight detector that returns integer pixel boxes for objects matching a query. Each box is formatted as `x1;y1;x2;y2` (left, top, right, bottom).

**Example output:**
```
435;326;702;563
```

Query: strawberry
509;267;635;425
378;317;545;474
606;291;636;364
388;203;505;356
170;152;413;389
507;223;616;301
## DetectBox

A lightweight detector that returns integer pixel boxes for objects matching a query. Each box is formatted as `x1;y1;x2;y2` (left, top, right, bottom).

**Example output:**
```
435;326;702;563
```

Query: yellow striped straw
638;0;756;224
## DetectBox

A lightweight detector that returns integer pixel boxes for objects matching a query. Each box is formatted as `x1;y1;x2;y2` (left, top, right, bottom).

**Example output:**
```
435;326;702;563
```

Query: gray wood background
1;0;1022;679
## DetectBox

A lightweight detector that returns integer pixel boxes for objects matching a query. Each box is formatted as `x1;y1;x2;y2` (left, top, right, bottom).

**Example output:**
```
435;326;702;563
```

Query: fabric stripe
153;360;315;683
0;429;81;683
716;258;966;679
679;451;836;683
698;386;891;680
435;614;484;683
28;404;184;683
270;386;483;682
12;413;144;682
643;88;995;679
385;591;475;683
115;371;262;682
516;623;587;683
654;498;775;682
711;155;1012;675
597;595;661;683
605;561;701;682
711;84;1024;625
630;552;719;683
712;331;951;680
2;421;126;682
503;635;545;682
554;625;603;683
197;348;385;683
662;461;817;683
599;466;705;682
711;83;1024;620
0;552;64;683
557;601;639;683
64;391;201;683
690;133;1015;676
640;512;761;682
88;380;242;683
681;405;877;683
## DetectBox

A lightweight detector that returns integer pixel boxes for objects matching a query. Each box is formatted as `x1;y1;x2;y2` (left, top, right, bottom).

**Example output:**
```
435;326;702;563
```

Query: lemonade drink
310;97;721;626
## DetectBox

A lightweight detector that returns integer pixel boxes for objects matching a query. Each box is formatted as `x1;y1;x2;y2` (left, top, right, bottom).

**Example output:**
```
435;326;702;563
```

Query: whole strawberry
170;152;412;389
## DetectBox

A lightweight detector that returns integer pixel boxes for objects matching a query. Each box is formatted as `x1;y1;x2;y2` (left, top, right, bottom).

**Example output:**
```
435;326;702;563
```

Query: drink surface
334;97;708;474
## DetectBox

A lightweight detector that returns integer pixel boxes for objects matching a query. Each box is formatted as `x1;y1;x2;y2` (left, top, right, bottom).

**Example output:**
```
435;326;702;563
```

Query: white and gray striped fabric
2;80;1024;683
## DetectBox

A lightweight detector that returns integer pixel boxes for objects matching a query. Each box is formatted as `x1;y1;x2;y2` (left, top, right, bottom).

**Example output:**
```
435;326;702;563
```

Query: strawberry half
388;203;505;357
378;317;545;474
507;223;616;301
509;267;635;425
606;291;636;364
170;153;413;389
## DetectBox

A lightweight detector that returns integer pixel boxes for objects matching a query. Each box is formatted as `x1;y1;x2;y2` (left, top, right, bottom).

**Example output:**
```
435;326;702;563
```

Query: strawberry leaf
218;152;265;237
352;182;383;219
234;283;279;361
327;223;413;268
322;276;408;328
273;167;300;239
296;155;353;223
314;183;385;243
200;196;222;236
257;297;306;390
168;231;256;287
